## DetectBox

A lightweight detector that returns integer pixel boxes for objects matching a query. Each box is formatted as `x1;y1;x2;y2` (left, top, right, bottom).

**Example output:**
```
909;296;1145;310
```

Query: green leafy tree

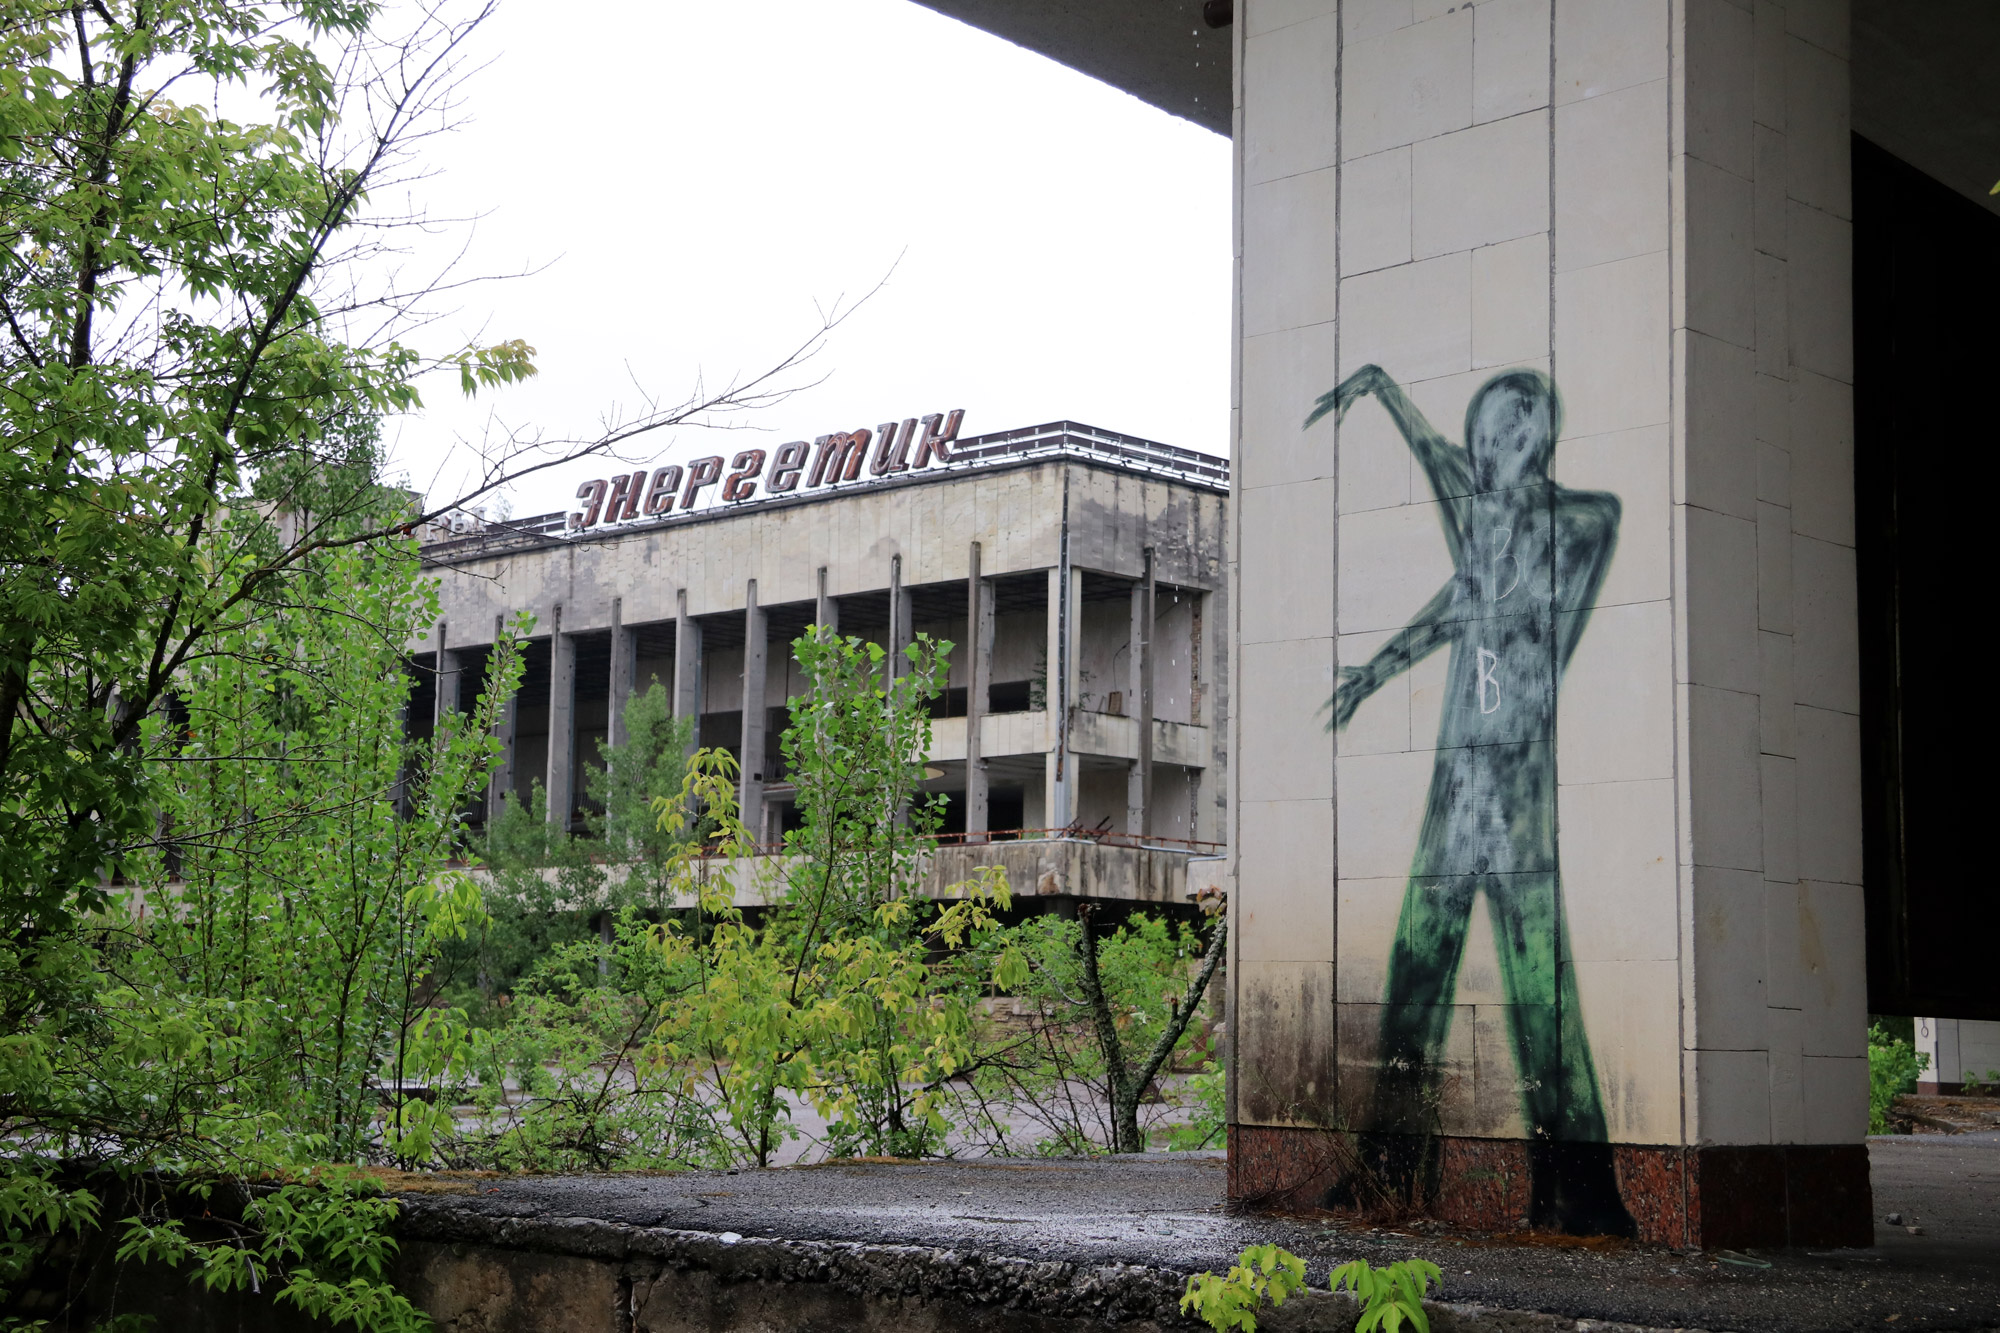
952;908;1224;1155
0;1;526;1298
455;783;615;1017
0;0;826;1145
768;630;1051;1158
447;683;696;1022
0;0;863;1316
2;506;516;1324
586;680;698;886
110;525;519;1168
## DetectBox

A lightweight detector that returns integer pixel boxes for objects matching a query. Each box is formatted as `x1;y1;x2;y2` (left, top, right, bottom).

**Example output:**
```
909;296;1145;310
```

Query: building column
739;579;767;838
1194;587;1225;845
887;554;906;684
816;565;838;637
1046;561;1081;833
965;542;992;841
545;604;575;832
433;620;460;736
674;588;701;753
1126;549;1155;839
608;596;634;751
488;613;517;820
1226;0;1865;1247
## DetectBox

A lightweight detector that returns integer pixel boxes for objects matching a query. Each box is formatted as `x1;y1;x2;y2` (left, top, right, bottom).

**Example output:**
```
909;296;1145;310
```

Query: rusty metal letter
807;434;841;488
834;429;873;482
642;465;682;515
602;473;635;524
889;417;920;471
911;409;965;469
619;469;648;521
571;478;607;529
722;449;768;502
681;455;725;509
870;422;904;476
767;441;809;492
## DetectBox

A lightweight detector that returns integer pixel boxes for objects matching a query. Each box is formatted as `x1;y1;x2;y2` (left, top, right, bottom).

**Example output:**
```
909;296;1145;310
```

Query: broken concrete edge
390;1194;1724;1333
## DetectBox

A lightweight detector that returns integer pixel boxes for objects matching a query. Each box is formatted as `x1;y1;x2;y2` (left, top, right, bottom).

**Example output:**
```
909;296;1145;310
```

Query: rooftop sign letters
567;409;965;531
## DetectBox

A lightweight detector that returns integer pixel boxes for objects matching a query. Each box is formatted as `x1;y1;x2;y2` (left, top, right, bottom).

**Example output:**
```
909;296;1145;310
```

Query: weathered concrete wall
1226;0;1866;1245
395;1216;1201;1333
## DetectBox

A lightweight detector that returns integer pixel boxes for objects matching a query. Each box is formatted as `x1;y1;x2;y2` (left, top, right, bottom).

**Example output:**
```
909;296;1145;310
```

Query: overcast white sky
377;0;1232;520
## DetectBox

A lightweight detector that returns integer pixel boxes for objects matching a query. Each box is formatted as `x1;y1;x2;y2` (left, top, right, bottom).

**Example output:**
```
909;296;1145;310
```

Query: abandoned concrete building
408;417;1230;896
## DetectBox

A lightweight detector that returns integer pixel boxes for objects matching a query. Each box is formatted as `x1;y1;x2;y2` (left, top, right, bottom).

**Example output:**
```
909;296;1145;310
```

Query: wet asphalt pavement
396;1135;2000;1331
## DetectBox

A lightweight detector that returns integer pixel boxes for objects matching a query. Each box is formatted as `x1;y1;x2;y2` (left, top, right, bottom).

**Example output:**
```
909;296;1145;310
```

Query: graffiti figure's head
1464;369;1560;493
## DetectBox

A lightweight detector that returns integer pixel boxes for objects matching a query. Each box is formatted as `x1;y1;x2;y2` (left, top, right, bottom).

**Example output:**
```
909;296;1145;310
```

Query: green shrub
1868;1021;1930;1133
1331;1257;1443;1333
1180;1245;1306;1332
1181;1248;1445;1333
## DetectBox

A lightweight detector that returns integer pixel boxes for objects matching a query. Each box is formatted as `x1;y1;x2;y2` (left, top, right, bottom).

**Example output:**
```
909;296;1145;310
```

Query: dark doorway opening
1854;134;2000;1020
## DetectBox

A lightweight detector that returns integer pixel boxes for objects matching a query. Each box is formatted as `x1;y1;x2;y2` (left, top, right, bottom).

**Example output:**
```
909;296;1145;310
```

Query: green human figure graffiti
1309;365;1634;1235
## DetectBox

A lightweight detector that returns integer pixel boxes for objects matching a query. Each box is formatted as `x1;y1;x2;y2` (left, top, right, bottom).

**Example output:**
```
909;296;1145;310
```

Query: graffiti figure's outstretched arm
1327;579;1457;730
1308;364;1473;560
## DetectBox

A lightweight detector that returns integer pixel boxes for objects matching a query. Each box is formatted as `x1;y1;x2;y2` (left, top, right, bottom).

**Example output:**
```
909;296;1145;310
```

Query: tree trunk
1078;905;1229;1154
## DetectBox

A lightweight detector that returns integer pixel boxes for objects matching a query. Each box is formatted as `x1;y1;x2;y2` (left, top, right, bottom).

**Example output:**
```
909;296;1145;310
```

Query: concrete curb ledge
393;1198;1710;1333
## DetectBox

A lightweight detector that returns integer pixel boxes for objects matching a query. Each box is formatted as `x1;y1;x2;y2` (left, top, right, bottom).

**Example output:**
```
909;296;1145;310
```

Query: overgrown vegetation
0;0;531;1319
440;630;1225;1172
0;0;839;1320
1868;1021;1931;1133
445;681;698;1022
942;907;1225;1156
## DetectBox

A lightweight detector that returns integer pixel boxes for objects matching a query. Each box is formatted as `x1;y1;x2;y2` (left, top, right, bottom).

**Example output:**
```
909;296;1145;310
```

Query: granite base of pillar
1227;1125;1872;1249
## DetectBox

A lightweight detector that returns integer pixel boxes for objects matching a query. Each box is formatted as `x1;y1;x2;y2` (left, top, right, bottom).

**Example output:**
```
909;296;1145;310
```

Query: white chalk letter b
1477;647;1501;715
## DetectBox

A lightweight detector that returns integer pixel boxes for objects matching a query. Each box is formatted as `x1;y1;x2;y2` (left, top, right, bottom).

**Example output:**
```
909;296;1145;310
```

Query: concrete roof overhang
909;2;2000;216
908;0;1230;135
1855;0;2000;218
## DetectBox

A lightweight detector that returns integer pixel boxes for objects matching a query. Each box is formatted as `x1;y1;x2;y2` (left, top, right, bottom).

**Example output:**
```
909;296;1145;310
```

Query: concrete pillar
545;605;576;832
433;620;460;736
608;596;634;750
1126;550;1155;839
1195;586;1226;846
965;542;993;841
673;589;701;753
1226;0;1865;1249
1045;563;1076;833
816;565;838;637
887;554;906;684
489;613;516;820
739;579;767;838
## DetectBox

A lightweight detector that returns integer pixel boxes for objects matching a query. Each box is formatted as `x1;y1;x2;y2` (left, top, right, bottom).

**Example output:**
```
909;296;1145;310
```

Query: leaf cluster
1330;1257;1443;1333
1179;1244;1307;1333
1181;1248;1444;1333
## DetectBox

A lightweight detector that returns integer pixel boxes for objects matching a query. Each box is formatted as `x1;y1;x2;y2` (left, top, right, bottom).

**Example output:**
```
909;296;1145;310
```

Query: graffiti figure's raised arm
1308;365;1473;558
1327;579;1458;731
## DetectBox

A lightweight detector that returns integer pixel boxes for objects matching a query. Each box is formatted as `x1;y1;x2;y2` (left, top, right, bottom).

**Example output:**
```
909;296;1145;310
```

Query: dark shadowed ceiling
1854;0;2000;216
908;0;1231;135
